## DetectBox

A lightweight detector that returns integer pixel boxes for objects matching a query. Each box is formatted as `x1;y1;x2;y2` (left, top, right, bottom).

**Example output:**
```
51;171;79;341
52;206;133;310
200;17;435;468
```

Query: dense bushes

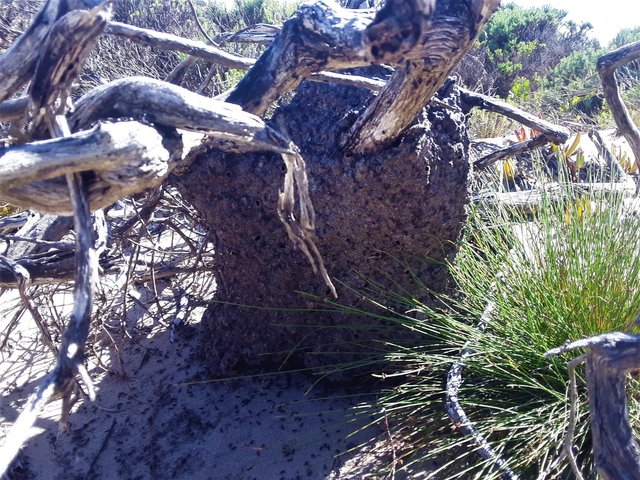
456;2;595;98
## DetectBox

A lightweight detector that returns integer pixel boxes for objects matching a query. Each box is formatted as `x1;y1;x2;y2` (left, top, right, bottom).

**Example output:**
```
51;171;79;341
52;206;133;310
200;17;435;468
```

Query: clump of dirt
174;77;471;378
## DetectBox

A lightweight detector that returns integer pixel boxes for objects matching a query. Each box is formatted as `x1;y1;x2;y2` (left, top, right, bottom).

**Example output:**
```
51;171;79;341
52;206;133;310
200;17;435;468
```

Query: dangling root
277;143;337;298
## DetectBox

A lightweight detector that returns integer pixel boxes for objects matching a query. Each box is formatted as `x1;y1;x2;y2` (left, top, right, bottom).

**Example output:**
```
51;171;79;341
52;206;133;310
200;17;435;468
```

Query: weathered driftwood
0;74;386;129
0;0;103;104
460;89;571;168
0;249;77;286
106;21;254;70
224;0;434;115
106;20;387;94
5;213;72;258
27;5;109;136
0;211;29;234
597;40;640;170
0;121;179;214
107;10;561;160
474;136;551;169
343;0;500;154
0;3;107;474
546;332;640;480
70;77;291;154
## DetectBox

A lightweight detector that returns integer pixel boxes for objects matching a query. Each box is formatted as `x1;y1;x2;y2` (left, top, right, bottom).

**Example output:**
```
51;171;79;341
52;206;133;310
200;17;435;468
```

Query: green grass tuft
361;180;640;479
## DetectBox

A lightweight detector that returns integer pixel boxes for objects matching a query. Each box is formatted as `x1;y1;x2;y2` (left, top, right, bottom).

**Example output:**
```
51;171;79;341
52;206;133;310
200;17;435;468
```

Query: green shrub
357;179;640;478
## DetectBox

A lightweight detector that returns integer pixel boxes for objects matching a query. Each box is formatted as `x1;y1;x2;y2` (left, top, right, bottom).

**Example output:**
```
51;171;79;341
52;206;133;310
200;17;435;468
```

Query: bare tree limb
0;211;30;234
0;121;179;214
474;136;551;169
224;0;434;115
0;96;27;123
27;4;110;136
106;21;254;70
5;214;73;258
70;77;290;154
597;40;640;170
0;249;117;287
343;0;500;155
564;354;586;480
461;89;570;144
0;0;104;104
460;88;571;168
0;3;107;473
105;19;388;95
1;71;386;127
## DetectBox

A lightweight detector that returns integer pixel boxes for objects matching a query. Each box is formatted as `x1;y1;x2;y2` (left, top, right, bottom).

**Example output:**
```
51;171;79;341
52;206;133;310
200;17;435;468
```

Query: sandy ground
0;202;404;480
0;279;394;480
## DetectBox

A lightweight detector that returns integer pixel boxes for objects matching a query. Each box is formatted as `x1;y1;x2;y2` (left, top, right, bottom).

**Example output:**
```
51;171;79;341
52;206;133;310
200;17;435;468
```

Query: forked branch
460;89;571;168
224;0;435;115
343;0;501;155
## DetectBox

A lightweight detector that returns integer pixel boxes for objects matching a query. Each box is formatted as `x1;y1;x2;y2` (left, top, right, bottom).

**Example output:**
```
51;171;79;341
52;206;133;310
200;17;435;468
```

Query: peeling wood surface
225;0;434;115
0;0;104;103
0;0;64;103
28;5;110;136
343;0;500;155
70;77;289;154
0;121;178;214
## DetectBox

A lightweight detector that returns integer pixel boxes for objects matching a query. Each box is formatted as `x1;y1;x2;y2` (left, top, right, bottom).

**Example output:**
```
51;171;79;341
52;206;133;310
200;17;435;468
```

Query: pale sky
511;0;640;45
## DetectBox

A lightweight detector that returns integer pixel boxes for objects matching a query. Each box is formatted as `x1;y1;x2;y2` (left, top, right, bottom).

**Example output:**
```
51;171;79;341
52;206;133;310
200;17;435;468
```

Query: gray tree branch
546;332;640;480
597;40;640;171
342;0;500;155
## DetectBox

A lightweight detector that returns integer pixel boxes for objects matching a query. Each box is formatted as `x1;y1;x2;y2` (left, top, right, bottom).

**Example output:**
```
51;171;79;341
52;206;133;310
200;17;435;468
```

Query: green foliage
481;4;558;51
610;27;640;49
215;68;246;91
458;3;595;98
527;24;640;124
531;48;604;119
547;49;602;87
357;177;640;478
509;77;531;102
0;204;19;218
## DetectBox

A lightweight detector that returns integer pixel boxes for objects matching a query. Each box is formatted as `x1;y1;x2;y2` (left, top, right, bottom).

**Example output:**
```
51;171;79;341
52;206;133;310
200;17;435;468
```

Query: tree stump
174;77;471;376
